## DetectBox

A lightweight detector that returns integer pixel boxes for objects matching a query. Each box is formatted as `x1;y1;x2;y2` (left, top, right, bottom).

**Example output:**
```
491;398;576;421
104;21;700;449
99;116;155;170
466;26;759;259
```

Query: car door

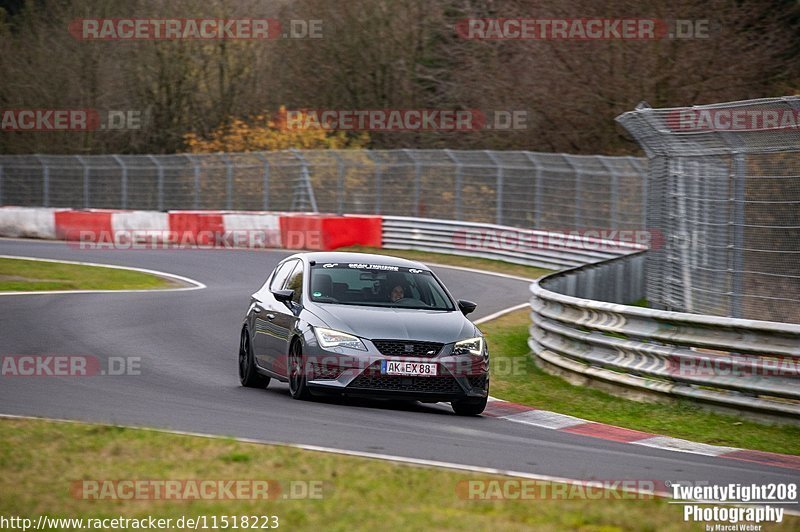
266;260;305;376
252;259;297;370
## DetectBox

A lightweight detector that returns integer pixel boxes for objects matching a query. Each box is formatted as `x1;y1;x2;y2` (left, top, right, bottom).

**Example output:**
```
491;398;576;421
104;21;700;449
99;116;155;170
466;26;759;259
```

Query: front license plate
381;360;438;377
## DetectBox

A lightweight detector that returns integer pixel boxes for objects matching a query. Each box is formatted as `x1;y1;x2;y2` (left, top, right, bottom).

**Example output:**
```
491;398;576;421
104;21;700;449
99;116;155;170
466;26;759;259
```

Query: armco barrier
382;216;644;270
529;253;800;420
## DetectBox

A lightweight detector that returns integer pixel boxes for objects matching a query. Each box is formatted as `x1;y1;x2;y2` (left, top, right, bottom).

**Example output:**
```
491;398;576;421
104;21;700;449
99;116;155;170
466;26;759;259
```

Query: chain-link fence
0;150;647;233
618;96;800;324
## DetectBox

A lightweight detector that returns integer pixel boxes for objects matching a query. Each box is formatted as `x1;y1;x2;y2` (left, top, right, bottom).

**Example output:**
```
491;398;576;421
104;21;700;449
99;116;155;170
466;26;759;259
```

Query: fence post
598;157;619;230
444;149;462;221
524;152;543;228
629;157;647;226
484;150;504;225
330;151;344;215
147;155;164;211
289;150;318;213
0;162;3;206
403;149;421;217
75;155;89;208
731;152;746;318
367;151;382;215
185;154;201;209
112;155;127;209
673;158;694;313
253;153;270;211
221;154;234;210
34;155;49;207
563;156;582;229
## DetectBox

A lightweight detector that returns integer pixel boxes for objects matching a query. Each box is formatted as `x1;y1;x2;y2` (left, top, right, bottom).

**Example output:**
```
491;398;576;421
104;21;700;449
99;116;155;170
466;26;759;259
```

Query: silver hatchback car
238;252;489;415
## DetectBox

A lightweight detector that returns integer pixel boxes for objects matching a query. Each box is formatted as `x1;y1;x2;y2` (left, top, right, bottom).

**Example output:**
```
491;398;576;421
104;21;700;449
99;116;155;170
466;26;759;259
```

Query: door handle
267;313;276;320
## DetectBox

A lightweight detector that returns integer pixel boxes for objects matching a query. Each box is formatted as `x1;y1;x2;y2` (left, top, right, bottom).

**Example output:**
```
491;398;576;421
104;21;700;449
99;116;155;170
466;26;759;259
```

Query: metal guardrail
528;254;800;418
381;216;644;271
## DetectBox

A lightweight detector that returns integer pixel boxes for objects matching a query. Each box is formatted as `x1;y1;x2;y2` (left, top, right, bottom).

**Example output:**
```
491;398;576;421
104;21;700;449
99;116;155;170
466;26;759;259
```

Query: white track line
0;254;206;295
473;302;530;325
0;413;671;499
426;262;538;282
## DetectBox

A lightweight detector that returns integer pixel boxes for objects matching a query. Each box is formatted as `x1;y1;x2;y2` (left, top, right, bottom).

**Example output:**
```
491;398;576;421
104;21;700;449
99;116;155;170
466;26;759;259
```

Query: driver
389;285;404;302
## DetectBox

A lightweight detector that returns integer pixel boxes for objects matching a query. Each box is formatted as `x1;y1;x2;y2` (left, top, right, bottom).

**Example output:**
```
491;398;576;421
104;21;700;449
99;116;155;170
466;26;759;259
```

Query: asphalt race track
0;239;797;497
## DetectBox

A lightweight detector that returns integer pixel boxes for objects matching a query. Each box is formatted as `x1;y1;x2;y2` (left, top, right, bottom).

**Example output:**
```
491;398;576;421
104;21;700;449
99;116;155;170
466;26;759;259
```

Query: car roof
285;251;430;271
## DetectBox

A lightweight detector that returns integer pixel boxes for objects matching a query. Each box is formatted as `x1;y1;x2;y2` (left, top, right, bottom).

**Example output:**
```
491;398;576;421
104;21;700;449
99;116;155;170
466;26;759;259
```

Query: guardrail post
254;153;270;211
146;155;164;211
75;155;89;208
112;155;127;209
484;150;504;225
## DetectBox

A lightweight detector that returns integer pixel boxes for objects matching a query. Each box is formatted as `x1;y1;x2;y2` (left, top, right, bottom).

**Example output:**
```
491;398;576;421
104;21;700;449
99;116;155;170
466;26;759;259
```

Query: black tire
451;395;488;416
288;340;311;400
239;328;270;388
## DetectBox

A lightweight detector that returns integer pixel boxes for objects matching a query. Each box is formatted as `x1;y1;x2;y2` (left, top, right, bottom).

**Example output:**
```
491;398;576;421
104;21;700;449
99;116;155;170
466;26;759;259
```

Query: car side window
284;261;304;304
269;260;297;291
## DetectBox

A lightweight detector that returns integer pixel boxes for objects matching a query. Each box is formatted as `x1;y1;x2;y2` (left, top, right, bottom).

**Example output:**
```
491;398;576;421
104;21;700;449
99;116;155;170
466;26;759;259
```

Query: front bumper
302;340;489;402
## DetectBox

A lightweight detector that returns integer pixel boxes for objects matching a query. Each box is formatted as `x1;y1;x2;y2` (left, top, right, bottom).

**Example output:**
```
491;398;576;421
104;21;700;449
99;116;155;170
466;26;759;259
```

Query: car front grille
348;363;462;394
372;340;444;358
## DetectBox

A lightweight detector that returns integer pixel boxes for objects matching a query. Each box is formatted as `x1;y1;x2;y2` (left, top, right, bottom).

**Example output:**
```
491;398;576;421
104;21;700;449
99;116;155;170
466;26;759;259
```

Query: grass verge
0;258;178;292
6;417;795;532
483;310;800;455
338;246;553;280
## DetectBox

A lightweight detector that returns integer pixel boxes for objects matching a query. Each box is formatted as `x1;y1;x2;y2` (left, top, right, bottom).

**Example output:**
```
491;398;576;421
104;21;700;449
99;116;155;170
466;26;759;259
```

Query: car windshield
309;263;455;311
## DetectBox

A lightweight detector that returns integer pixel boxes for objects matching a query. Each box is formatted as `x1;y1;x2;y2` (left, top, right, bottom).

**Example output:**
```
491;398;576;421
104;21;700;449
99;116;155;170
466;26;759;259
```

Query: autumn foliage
184;107;369;153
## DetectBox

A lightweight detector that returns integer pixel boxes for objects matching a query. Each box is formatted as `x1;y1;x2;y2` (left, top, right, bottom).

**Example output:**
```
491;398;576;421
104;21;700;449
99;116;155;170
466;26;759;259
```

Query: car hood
307;304;478;343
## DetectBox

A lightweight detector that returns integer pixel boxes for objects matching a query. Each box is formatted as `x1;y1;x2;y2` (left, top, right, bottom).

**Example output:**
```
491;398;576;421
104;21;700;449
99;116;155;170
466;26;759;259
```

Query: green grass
483;310;800;455
0;258;177;292
7;417;797;532
339;246;552;280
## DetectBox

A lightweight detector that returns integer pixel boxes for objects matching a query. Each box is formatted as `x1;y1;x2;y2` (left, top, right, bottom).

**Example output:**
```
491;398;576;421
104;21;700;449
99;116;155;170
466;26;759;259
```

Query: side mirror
458;299;477;316
272;289;294;303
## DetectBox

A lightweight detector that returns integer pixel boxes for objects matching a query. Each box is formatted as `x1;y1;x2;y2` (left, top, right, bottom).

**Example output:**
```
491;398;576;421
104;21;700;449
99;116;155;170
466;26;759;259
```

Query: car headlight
453;336;484;357
314;327;367;351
